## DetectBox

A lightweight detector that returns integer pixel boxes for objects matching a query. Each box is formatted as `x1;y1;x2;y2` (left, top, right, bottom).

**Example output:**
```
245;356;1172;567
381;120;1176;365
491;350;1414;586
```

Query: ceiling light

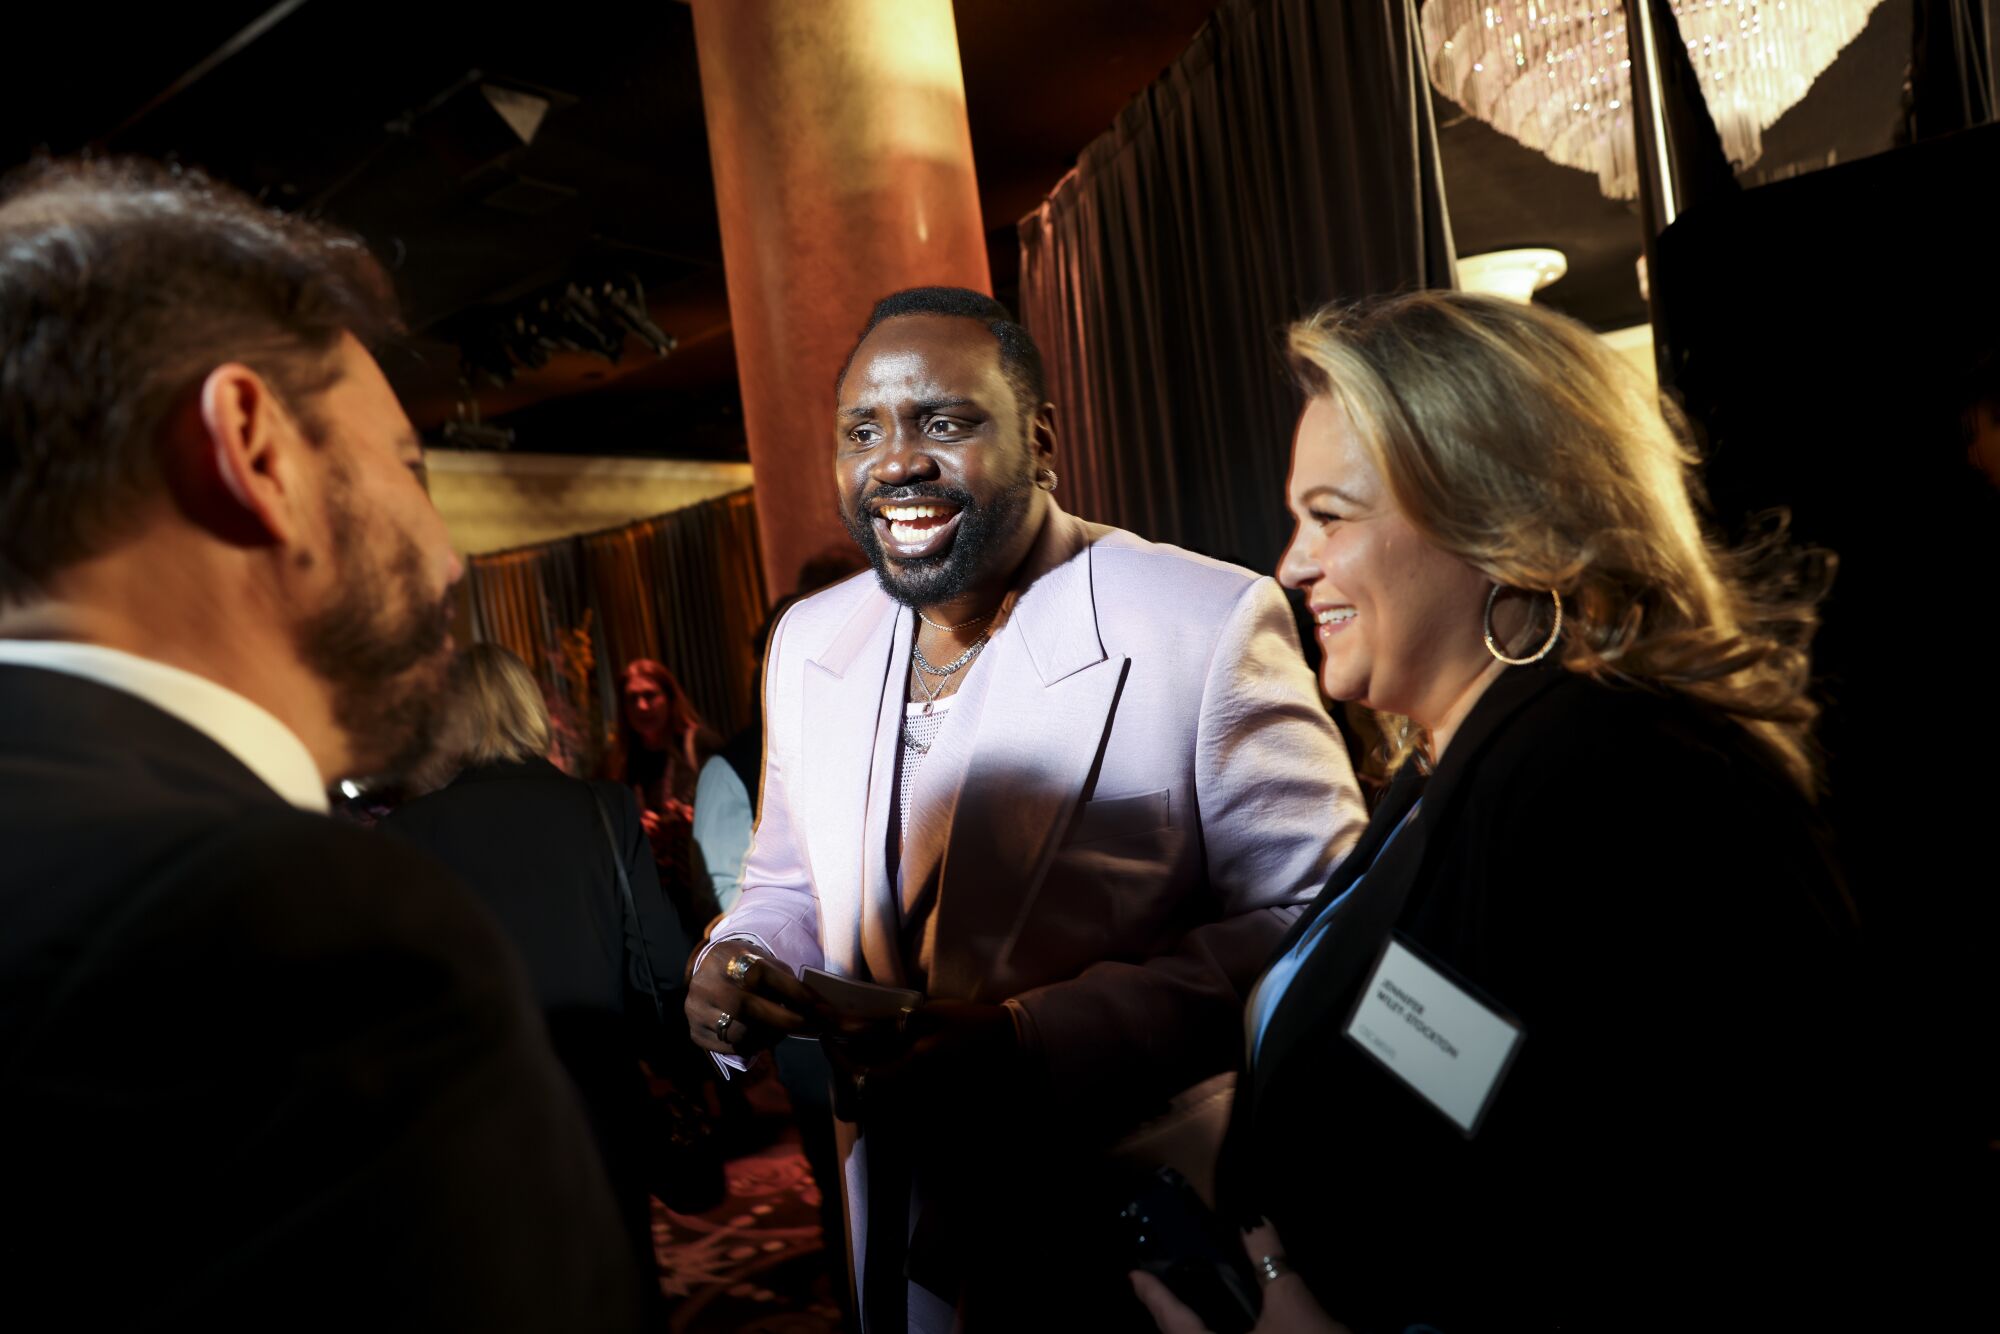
481;83;550;145
1421;0;1886;199
1457;247;1569;302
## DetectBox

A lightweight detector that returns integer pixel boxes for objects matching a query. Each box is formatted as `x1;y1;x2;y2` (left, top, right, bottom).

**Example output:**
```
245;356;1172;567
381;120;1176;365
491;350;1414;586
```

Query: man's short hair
0;157;399;605
839;286;1049;423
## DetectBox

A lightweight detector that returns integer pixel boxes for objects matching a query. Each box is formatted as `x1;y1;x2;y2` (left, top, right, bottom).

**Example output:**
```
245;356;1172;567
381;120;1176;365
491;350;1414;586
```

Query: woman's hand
1129;1219;1349;1334
639;801;692;856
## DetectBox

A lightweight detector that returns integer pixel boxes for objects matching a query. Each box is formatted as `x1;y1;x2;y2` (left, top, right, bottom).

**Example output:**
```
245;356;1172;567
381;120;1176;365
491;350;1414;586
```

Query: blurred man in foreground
0;159;641;1329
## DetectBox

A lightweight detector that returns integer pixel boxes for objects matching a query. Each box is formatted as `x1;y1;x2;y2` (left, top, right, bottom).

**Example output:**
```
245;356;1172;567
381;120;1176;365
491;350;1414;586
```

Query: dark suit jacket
382;759;691;1018
1221;662;1876;1330
0;665;642;1331
381;758;693;1255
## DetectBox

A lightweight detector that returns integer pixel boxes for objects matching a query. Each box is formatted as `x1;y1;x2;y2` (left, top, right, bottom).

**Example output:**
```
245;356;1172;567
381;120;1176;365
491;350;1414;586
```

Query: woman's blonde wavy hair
1288;291;1830;794
408;643;552;793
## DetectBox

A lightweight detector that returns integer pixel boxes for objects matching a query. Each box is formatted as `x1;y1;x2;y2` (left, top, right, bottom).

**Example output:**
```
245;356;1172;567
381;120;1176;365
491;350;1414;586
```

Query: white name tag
1344;935;1523;1136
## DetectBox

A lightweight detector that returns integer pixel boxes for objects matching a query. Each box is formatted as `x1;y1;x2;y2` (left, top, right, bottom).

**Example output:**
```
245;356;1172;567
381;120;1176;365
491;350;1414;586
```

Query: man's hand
824;999;1018;1122
1128;1219;1349;1334
685;945;818;1058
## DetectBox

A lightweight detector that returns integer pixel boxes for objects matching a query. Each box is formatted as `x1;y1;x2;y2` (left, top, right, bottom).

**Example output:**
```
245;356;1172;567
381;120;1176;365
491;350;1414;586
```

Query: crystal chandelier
1420;0;1887;199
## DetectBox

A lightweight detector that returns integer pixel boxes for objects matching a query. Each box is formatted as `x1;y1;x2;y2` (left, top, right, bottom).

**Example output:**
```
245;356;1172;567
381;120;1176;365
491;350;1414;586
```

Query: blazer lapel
800;591;904;980
1249;777;1432;1108
857;609;914;985
1264;765;1426;960
927;516;1125;1000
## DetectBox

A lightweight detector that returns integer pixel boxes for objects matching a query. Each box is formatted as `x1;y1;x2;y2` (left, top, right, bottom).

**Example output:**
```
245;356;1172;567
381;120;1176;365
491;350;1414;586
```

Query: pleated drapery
466;539;593;726
579;489;768;746
466;488;768;775
1017;0;1457;571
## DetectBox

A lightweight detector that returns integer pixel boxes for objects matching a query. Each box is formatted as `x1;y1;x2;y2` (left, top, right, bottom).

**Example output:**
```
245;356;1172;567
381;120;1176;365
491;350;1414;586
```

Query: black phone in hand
1118;1167;1261;1334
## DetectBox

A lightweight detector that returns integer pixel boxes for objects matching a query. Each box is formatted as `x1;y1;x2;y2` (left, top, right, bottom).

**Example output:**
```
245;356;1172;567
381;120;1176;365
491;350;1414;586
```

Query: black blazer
0;666;642;1331
382;759;693;1276
382;759;691;1019
1221;663;1871;1330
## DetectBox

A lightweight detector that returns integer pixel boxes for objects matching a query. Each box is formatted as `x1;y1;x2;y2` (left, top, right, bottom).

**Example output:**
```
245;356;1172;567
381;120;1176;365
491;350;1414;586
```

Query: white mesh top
898;697;954;836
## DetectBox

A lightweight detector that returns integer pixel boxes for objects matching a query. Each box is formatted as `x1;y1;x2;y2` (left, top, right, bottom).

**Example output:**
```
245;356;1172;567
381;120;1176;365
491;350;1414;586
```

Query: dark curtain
467;539;594;734
466;489;768;774
1017;0;1455;570
580;488;767;741
1905;0;1997;141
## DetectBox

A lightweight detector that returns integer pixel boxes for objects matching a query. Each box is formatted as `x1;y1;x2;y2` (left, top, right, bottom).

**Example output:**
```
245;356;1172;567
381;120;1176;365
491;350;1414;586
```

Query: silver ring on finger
1256;1253;1293;1287
713;1011;734;1041
724;952;755;985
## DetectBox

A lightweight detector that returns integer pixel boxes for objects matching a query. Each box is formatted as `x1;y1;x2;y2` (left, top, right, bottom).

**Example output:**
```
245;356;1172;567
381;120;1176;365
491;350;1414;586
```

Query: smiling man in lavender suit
685;287;1364;1332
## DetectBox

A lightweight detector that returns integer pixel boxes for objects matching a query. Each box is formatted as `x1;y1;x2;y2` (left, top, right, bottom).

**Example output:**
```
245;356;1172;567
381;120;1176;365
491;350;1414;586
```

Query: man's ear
1031;401;1059;468
161;364;306;548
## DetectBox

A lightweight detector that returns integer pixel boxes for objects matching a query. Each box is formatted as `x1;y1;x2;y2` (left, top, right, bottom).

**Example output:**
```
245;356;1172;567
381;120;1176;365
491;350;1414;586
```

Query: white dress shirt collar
0;639;330;812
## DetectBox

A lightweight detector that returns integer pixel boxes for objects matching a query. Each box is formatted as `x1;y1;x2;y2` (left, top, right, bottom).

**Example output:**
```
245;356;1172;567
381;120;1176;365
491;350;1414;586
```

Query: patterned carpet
653;1068;850;1333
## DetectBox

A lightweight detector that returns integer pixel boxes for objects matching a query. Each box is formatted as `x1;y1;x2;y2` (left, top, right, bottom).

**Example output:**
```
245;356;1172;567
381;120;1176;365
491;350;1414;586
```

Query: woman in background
615;657;721;937
1134;292;1870;1332
386;644;693;1294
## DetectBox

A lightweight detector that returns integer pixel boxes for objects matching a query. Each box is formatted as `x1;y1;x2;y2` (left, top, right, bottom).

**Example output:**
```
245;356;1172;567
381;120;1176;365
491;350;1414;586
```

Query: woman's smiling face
1276;396;1492;727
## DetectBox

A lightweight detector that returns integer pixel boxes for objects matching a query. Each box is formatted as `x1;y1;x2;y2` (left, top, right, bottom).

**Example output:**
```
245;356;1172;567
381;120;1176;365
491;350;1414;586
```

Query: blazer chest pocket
1062;788;1172;846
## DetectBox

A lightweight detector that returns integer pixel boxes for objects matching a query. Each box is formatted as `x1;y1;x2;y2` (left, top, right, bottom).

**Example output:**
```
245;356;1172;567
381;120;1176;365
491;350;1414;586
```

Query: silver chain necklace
907;618;989;730
912;636;985;679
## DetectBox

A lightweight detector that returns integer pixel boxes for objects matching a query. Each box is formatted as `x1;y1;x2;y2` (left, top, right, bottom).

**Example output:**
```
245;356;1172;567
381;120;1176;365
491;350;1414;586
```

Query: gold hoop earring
1482;585;1563;665
1036;468;1058;493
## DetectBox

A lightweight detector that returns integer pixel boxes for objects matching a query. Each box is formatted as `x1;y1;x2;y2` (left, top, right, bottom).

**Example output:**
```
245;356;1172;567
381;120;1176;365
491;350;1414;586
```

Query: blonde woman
384;644;694;1299
1134;293;1864;1332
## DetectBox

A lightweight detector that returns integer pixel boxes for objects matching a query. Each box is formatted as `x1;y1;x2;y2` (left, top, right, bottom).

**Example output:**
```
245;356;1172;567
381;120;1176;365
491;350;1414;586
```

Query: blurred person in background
385;643;699;1301
615;656;722;937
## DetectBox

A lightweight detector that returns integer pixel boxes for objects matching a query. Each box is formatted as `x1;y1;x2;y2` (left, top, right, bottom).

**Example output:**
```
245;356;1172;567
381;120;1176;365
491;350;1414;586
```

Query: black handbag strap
592;787;668;1027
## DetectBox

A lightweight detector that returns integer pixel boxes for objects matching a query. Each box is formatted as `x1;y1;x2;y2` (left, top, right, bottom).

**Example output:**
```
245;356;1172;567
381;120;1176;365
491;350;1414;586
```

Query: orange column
690;0;992;599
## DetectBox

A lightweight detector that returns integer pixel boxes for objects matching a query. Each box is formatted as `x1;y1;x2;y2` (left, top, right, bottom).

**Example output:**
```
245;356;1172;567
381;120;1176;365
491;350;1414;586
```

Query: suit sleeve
1009;577;1367;1110
699;605;826;975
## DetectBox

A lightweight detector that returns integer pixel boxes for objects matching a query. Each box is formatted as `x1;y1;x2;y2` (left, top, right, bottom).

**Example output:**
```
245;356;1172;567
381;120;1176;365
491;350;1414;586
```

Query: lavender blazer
711;504;1365;1295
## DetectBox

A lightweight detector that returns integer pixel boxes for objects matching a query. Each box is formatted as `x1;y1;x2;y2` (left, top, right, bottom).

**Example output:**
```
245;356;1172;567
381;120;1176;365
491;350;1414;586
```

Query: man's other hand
826;999;1018;1120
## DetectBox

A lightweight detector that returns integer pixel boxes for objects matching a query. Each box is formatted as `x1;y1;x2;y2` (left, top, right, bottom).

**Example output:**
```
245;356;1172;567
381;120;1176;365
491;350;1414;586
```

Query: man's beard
840;464;1037;610
295;479;454;783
